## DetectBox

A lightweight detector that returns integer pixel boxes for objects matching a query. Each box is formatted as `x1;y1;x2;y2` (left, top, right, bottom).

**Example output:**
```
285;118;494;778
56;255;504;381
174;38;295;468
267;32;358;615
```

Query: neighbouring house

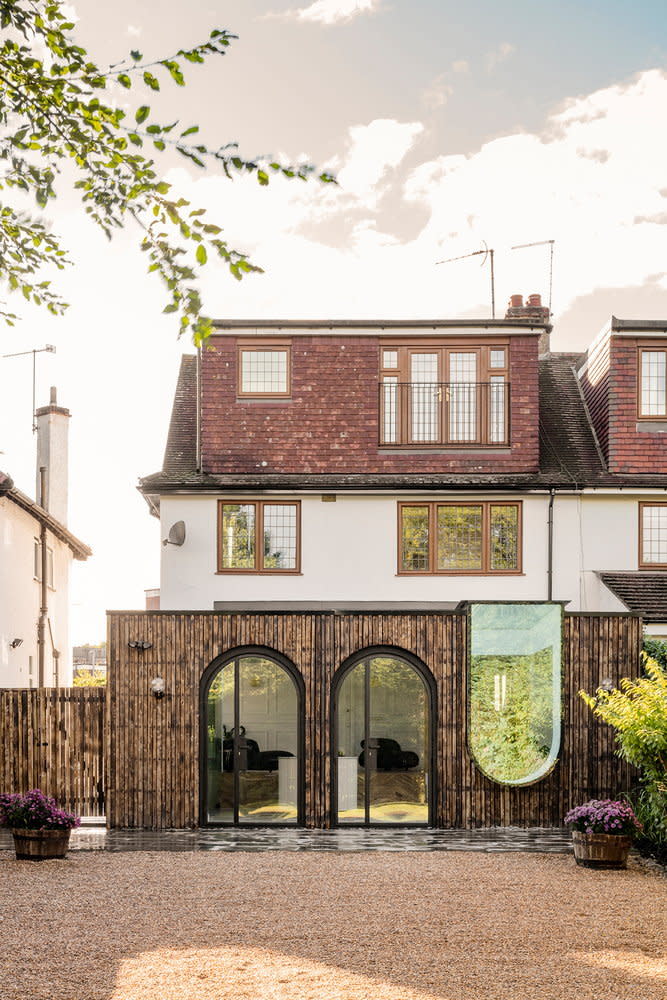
103;296;663;830
0;389;91;687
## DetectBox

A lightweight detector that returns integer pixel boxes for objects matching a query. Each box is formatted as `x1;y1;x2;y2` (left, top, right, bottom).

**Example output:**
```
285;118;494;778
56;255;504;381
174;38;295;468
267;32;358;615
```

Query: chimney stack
35;386;70;525
505;292;551;355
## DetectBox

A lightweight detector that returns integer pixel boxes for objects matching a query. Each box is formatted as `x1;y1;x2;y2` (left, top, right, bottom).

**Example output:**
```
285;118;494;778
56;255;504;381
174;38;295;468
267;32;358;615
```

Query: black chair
358;738;419;770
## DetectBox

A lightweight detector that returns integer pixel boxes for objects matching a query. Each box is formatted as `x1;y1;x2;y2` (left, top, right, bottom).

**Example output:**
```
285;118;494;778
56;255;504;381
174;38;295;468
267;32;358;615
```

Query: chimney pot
527;293;542;307
510;294;524;308
50;386;57;404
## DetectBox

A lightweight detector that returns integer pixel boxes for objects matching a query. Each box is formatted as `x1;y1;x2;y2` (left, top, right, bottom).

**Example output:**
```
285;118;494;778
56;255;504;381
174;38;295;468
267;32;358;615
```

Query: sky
2;0;667;642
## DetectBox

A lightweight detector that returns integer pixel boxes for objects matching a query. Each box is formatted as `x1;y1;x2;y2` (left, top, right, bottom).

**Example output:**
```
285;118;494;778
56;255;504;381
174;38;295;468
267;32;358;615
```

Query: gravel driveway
1;850;665;1000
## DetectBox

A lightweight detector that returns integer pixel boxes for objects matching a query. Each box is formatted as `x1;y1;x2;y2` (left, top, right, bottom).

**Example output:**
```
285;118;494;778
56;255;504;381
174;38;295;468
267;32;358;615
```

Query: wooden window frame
379;339;510;448
397;500;522;576
637;343;667;420
639;501;667;569
237;340;292;398
217;499;301;574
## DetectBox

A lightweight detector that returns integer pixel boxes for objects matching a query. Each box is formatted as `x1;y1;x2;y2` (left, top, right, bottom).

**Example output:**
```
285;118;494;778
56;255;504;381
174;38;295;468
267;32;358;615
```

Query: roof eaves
7;488;92;560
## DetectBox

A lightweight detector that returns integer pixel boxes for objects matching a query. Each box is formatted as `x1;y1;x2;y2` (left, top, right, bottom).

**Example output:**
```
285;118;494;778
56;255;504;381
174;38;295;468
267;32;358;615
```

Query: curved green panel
468;603;562;786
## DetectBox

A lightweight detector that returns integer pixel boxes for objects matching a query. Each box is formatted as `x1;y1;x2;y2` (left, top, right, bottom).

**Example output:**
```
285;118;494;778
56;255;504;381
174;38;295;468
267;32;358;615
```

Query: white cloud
279;0;382;25
486;41;515;72
336;119;424;201
162;68;667;327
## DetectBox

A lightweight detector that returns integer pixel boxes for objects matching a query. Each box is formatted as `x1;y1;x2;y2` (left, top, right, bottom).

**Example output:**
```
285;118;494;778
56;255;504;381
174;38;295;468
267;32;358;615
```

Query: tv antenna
436;242;496;318
1;345;57;432
510;239;555;314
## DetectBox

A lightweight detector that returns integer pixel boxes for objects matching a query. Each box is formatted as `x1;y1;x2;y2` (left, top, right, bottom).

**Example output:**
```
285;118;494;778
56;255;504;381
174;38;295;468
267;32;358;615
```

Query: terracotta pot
12;828;71;861
572;830;632;869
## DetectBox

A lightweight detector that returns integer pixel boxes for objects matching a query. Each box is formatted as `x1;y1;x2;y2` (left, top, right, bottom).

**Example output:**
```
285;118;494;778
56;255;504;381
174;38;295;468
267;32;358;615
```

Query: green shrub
580;657;667;847
642;638;667;673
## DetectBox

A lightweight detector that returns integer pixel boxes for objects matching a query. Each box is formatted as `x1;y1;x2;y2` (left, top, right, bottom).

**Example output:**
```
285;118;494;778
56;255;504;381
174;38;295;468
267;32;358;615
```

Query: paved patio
0;824;573;852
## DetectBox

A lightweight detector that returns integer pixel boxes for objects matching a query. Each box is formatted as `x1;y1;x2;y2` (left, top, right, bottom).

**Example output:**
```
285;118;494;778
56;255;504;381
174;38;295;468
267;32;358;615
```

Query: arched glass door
334;653;432;826
203;653;302;825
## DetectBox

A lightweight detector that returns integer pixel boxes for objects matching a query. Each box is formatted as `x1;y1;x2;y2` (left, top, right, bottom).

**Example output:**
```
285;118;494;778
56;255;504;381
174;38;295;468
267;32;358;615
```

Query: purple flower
0;789;80;830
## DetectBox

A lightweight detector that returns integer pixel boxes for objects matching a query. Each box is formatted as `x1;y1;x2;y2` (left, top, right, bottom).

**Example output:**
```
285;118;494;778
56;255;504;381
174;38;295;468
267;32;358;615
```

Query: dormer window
238;343;291;397
639;346;667;418
379;341;510;447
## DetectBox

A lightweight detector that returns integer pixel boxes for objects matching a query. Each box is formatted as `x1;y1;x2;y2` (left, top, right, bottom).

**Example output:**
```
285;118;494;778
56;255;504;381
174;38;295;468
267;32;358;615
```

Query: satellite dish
162;520;186;547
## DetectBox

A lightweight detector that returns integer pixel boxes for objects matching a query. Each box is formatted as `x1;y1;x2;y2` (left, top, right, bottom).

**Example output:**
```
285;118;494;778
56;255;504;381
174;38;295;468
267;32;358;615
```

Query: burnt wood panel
0;687;106;817
106;611;642;830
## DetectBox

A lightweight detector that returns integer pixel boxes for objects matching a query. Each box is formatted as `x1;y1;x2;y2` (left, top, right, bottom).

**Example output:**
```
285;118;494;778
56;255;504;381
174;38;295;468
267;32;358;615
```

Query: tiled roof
0;479;91;560
162;354;197;477
139;351;667;495
599;573;667;623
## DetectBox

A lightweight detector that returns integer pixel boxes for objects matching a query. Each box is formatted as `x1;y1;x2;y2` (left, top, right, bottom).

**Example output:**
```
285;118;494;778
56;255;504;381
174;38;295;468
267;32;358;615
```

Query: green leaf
196;245;207;265
135;105;150;124
180;125;199;138
143;71;160;91
131;50;143;61
118;73;132;88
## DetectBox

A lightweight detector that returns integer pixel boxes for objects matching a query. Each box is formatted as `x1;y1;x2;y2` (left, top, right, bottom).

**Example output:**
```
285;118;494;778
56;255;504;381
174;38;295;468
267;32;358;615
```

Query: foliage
0;1;335;342
469;648;556;783
0;788;80;829
564;798;641;837
642;637;667;673
72;668;106;687
580;657;667;846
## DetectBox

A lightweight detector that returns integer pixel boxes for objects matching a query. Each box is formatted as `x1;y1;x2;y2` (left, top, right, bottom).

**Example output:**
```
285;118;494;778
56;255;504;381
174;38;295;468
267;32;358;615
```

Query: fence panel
0;687;106;817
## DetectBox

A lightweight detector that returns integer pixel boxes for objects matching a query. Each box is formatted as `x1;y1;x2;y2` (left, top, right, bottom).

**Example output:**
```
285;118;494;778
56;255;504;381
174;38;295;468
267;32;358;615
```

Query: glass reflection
336;654;430;825
469;603;562;785
205;655;299;824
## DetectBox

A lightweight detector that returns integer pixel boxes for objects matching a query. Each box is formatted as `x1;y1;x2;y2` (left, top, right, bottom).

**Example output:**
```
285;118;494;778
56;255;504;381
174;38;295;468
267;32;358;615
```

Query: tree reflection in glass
469;603;562;785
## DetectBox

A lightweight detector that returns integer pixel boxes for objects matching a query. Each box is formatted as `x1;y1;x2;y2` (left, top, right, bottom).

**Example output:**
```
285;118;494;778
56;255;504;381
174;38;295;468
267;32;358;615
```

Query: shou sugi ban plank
104;611;642;830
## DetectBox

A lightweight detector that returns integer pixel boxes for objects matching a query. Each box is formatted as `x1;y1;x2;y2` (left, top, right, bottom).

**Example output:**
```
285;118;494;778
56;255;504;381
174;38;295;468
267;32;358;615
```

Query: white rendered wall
0;498;72;687
159;493;557;609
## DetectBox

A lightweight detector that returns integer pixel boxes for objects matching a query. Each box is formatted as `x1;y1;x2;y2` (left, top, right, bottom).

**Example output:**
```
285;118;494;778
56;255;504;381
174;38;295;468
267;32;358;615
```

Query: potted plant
0;789;80;860
564;798;642;869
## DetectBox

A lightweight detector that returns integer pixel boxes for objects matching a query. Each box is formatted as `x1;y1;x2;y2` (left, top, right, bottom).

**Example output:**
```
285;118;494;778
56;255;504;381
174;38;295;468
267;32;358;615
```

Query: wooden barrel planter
12;829;72;861
572;831;632;869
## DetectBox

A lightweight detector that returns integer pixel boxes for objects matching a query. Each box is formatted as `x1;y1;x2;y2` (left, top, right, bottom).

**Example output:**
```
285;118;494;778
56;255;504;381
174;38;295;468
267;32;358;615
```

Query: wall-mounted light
9;638;23;649
128;639;153;650
150;676;165;699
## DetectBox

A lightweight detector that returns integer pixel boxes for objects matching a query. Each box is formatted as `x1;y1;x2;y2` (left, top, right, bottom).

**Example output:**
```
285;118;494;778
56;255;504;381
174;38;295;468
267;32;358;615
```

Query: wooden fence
0;687;105;817
107;610;642;830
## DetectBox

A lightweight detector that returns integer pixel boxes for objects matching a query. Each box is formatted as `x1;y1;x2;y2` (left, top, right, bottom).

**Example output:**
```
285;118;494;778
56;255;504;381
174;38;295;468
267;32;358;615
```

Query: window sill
396;571;525;577
380;447;511;455
636;421;667;433
216;570;303;576
236;397;293;404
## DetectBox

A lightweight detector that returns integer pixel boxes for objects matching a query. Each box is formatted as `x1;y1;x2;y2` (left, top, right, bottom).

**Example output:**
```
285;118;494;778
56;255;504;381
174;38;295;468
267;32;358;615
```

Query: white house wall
0;498;72;687
159;491;667;614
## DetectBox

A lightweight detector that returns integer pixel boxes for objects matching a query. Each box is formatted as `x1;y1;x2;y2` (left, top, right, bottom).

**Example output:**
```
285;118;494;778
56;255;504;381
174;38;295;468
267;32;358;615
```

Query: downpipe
547;488;555;602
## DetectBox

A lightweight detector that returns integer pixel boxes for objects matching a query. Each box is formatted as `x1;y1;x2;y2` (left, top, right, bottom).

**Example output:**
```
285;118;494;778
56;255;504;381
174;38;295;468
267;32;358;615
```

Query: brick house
106;298;666;830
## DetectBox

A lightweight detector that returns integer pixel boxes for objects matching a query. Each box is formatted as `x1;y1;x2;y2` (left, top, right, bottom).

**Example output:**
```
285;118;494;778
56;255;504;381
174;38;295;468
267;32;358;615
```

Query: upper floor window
398;501;521;575
380;343;510;447
639;346;667;418
34;540;54;588
238;343;290;397
218;500;300;573
639;503;667;567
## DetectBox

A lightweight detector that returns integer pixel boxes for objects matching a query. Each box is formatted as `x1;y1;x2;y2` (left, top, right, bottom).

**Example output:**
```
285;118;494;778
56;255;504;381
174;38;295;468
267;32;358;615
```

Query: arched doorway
332;649;435;826
201;648;304;826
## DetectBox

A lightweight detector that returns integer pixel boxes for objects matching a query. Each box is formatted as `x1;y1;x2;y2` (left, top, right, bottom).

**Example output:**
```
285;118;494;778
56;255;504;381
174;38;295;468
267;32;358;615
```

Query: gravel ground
0;850;665;1000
